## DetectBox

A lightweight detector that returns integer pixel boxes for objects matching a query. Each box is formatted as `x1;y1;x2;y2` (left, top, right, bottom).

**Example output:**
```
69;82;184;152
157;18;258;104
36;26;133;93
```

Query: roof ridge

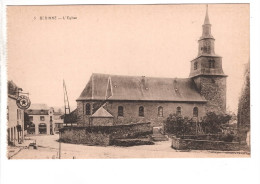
92;73;190;80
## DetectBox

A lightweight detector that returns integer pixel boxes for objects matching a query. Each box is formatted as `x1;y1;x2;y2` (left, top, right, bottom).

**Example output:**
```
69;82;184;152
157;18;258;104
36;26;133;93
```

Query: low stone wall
109;122;152;139
171;136;241;151
60;128;110;146
178;134;239;142
60;122;152;146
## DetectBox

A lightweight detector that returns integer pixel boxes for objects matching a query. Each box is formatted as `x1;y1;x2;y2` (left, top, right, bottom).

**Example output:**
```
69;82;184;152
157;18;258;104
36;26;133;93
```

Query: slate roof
26;109;49;115
26;104;50;115
77;73;206;103
29;104;49;110
91;106;113;118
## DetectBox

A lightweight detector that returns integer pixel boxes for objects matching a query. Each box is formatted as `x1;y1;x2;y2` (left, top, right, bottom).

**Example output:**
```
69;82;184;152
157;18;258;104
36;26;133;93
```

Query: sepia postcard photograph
2;1;260;184
4;3;251;160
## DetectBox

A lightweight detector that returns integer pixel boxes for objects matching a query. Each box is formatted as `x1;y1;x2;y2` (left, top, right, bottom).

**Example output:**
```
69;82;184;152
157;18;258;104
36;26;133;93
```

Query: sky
7;4;249;113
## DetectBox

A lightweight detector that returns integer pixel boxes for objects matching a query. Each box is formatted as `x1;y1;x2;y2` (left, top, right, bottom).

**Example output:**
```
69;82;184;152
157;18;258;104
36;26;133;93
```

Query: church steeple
198;5;215;56
189;5;227;113
204;5;210;25
190;4;225;78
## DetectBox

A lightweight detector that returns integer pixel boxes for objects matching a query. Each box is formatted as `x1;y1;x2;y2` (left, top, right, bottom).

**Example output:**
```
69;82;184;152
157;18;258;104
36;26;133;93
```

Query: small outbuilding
90;106;114;126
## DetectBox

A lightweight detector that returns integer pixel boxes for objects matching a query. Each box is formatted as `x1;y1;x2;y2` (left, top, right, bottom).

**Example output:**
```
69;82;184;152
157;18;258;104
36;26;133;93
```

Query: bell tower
198;6;215;56
189;5;227;113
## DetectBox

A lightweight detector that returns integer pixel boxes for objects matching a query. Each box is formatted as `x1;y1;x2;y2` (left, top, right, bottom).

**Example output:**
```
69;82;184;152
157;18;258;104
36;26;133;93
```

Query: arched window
193;107;198;117
209;59;215;68
194;62;198;70
118;106;124;117
139;106;144;117
176;106;182;116
85;103;91;115
158;106;163;117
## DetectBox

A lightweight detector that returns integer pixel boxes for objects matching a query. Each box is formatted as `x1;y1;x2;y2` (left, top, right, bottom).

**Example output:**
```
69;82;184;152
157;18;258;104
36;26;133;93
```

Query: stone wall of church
90;117;114;126
77;101;206;127
76;101;84;126
107;101;206;127
193;76;226;113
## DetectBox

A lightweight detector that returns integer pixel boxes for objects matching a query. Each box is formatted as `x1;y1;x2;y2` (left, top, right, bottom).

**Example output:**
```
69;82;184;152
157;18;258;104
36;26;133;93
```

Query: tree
237;62;250;145
201;112;232;134
61;109;79;124
163;113;193;136
237;62;250;130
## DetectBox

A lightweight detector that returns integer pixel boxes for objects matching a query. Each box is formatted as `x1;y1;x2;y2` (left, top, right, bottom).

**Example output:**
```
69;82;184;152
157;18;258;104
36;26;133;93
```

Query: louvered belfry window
209;59;215;68
194;62;198;70
85;103;91;115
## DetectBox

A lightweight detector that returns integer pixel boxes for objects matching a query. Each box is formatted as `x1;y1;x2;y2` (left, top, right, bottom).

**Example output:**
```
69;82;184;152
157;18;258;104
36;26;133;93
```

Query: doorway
39;123;47;134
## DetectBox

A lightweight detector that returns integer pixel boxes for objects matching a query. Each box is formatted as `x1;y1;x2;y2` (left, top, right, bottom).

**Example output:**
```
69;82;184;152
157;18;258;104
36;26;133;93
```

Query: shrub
163;113;193;136
164;112;232;137
201;112;232;134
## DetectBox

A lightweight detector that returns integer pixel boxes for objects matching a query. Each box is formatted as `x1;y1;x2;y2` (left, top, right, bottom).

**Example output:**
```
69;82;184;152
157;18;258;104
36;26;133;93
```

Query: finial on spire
204;4;210;24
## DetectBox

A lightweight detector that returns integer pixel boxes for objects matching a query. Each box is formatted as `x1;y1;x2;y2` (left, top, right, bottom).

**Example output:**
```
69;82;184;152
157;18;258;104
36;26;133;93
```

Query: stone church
76;7;227;127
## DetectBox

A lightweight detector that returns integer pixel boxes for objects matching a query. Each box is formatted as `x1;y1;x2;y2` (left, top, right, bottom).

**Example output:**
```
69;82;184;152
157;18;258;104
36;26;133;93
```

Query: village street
9;134;249;159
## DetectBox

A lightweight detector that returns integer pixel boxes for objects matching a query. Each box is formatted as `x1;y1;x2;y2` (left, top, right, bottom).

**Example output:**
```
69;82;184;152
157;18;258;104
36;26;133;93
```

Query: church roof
91;106;113;118
77;73;206;102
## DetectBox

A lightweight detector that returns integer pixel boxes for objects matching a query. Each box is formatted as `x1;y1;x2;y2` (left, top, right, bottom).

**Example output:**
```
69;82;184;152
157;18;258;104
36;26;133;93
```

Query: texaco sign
16;95;31;110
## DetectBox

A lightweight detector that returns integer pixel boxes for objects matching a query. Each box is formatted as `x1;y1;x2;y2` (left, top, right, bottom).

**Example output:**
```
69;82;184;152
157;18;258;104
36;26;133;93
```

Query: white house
7;81;25;145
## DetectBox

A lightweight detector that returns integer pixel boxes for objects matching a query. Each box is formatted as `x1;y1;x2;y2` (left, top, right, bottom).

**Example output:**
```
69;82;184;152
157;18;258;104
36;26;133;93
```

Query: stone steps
150;134;169;141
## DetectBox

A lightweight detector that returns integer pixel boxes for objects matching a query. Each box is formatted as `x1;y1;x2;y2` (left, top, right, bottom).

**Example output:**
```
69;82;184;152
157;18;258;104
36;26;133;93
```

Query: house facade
26;104;55;135
75;7;227;127
7;81;25;145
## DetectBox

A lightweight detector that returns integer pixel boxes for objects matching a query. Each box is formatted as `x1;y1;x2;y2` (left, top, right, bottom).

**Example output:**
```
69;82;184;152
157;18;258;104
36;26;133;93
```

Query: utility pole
59;131;61;159
63;80;71;127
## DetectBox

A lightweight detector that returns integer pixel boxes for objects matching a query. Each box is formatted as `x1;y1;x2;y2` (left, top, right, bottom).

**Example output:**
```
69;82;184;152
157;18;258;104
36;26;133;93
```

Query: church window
118;106;124;117
193;107;198;117
158;106;163;117
85;103;91;115
194;62;198;70
176;107;182;116
209;60;215;68
139;106;144;117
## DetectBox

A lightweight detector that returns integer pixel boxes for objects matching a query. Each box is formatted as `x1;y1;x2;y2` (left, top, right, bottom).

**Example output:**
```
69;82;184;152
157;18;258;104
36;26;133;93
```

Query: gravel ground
10;134;250;159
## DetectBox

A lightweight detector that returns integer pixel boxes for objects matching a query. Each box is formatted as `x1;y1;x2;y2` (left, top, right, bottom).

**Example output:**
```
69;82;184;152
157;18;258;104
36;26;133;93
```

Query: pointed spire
204;4;210;25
